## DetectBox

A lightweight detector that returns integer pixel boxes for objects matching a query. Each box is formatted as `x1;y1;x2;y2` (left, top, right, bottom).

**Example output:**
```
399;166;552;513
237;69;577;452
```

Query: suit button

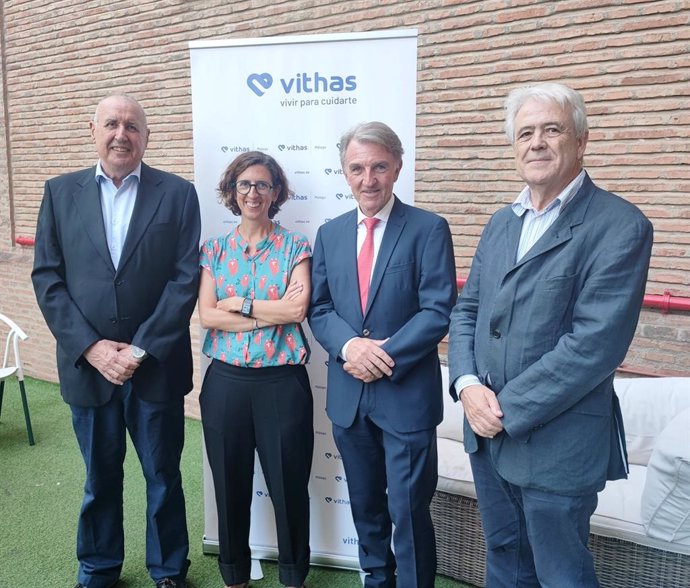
110;317;118;324
362;329;370;337
115;279;124;286
491;329;501;339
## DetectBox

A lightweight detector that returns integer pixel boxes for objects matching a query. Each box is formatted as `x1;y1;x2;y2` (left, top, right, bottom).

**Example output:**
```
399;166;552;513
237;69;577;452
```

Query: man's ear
393;160;403;181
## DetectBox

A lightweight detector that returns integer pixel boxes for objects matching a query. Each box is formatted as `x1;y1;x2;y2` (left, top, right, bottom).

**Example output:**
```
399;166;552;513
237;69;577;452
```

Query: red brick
1;0;689;394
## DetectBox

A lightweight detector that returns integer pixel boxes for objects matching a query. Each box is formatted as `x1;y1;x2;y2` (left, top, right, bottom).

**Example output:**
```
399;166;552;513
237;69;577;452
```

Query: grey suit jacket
32;163;201;407
448;173;653;495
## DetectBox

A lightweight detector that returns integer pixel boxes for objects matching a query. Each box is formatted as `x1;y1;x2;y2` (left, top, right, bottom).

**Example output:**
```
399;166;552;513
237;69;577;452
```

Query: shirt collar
511;169;586;218
357;194;396;225
95;161;142;184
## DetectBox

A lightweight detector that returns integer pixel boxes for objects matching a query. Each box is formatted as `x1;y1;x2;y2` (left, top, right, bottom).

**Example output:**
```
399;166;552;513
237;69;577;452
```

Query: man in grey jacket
448;83;653;587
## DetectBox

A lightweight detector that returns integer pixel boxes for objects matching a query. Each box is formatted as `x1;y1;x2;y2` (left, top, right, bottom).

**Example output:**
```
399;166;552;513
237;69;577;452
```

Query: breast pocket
381;260;415;291
140;223;177;266
148;222;174;233
519;274;578;362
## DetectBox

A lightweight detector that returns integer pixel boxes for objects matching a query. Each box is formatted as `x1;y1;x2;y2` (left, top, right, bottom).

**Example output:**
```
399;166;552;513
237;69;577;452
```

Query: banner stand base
202;536;362;573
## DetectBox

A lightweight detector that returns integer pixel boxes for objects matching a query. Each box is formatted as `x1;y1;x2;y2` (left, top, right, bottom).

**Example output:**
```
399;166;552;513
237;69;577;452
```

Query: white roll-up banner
189;29;418;576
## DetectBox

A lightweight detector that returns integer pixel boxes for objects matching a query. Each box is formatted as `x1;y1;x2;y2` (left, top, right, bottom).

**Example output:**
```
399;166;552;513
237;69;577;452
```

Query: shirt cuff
453;374;482;398
340;337;356;362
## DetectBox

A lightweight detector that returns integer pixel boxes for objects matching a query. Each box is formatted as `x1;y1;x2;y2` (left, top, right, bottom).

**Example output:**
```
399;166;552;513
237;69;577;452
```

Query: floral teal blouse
200;223;311;367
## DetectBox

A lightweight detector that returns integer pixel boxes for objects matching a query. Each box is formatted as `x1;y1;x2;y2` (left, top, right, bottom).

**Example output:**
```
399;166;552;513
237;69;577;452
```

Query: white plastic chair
0;313;35;445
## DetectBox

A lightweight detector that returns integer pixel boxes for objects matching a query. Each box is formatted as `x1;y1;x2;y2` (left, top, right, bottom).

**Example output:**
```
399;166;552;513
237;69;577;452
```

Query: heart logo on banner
325;168;333;175
246;73;273;96
278;144;286;151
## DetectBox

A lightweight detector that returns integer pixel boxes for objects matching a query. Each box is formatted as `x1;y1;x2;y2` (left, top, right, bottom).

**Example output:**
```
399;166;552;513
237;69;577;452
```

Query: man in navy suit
309;122;457;588
448;83;653;587
32;94;200;588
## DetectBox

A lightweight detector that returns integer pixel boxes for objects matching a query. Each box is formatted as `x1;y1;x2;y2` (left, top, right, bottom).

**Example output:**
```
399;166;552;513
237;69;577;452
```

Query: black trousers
200;360;313;586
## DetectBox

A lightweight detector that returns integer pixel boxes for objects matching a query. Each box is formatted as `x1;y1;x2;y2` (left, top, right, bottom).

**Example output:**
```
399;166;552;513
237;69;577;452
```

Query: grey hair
339;121;404;167
93;93;148;127
504;83;588;143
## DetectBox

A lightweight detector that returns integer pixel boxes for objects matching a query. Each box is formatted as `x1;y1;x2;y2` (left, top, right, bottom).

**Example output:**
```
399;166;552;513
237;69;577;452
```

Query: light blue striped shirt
96;162;141;268
512;169;586;262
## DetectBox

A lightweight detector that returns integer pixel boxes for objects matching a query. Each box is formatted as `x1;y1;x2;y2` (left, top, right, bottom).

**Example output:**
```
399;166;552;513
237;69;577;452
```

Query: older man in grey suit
448;83;653;587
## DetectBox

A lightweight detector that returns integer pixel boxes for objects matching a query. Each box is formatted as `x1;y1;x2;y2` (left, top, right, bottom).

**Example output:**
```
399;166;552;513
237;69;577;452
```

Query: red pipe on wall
642;291;690;314
10;241;690;314
456;278;690;314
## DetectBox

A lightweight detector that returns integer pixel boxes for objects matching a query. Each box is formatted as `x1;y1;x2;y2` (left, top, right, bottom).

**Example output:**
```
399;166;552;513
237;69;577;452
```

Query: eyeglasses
234;180;274;196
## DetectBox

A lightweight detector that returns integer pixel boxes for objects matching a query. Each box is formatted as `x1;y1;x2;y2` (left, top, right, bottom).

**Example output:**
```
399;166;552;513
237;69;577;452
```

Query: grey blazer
448;173;653;495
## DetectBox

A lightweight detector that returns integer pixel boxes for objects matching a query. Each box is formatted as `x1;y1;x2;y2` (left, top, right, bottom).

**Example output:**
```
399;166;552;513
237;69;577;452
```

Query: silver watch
131;345;148;361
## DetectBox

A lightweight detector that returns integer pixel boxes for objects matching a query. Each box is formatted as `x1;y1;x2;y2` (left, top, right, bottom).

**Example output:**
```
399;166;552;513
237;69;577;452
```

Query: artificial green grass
0;378;470;587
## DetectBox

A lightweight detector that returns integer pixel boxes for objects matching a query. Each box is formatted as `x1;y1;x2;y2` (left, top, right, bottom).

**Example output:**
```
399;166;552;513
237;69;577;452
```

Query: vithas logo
247;73;273;97
247;71;357;97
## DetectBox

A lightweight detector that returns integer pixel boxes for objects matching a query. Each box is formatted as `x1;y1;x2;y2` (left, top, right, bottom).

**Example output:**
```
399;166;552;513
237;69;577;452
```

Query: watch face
132;346;146;359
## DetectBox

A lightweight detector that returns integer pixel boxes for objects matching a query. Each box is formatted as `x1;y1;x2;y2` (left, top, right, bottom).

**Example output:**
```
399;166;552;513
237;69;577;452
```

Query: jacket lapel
341;210;363;316
365;197;406;317
72;167;114;271
507;173;594;274
117;163;164;273
502;212;522;276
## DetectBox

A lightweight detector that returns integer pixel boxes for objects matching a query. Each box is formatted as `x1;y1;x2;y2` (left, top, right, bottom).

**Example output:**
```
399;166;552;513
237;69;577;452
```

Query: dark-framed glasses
234;180;274;195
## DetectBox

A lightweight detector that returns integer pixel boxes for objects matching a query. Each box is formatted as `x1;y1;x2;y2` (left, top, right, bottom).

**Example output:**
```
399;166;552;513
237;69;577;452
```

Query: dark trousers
332;386;438;588
470;437;599;588
200;360;313;587
70;382;189;588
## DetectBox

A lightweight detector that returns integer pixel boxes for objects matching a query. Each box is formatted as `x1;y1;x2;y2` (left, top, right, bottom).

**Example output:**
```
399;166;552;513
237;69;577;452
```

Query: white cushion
437;437;476;498
615;377;690;466
592;464;646;536
438;383;465;443
641;407;690;545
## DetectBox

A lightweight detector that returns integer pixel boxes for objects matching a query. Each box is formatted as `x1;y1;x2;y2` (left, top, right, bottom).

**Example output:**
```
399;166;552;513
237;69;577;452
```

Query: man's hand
461;384;504;438
83;340;139;385
343;337;394;382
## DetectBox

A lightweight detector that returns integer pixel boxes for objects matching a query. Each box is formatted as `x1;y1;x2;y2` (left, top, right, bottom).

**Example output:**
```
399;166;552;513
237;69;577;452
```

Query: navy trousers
333;386;438;588
70;382;189;588
470;437;599;588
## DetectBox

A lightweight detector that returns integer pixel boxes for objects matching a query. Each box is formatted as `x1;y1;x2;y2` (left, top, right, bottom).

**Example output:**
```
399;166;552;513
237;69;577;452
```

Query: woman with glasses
198;151;313;588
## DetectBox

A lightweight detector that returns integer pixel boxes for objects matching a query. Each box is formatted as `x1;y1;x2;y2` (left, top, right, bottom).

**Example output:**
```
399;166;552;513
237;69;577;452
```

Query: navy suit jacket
448;173;653;495
309;197;457;433
32;163;201;407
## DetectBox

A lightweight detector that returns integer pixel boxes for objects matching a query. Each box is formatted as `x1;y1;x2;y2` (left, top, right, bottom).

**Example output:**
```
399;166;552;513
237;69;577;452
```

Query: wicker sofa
433;366;690;587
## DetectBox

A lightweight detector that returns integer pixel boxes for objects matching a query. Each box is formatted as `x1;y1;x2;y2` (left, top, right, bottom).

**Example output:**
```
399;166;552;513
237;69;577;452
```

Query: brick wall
1;1;688;417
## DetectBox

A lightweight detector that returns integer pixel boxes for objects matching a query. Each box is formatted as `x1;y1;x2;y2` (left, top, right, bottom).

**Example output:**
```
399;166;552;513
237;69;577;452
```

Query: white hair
504;83;588;143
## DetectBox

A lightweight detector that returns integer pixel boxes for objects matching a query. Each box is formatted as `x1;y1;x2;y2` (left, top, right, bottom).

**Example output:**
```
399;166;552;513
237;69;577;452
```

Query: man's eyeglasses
234;180;274;196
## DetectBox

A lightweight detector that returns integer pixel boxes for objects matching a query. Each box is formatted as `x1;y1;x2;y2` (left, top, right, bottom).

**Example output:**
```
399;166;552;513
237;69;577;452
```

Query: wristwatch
131;345;148;362
240;297;254;317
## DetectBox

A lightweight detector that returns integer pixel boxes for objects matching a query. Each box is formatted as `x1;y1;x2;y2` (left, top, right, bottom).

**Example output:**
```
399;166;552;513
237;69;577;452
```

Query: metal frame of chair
0;313;35;445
